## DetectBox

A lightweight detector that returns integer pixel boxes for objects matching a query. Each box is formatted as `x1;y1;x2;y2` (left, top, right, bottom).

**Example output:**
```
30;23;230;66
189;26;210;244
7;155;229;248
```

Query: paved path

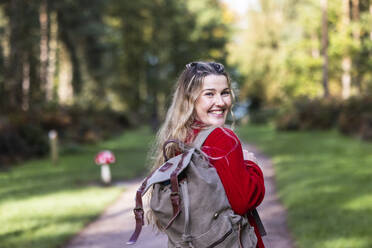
64;180;167;248
65;144;295;248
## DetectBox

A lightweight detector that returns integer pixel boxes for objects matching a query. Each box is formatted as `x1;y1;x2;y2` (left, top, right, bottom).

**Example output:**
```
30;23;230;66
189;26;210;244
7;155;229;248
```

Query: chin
207;118;226;127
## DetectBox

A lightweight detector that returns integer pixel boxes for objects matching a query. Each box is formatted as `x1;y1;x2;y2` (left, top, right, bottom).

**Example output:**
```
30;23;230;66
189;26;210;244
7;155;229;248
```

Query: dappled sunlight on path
65;144;295;248
64;180;167;248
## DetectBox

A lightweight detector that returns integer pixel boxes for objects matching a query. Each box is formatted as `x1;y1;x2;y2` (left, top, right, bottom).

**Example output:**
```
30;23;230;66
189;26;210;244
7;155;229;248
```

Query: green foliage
338;96;372;141
0;107;129;166
105;0;230;123
0;0;232;162
238;124;372;248
275;97;341;131
0;127;153;248
0;0;230;120
229;0;372;104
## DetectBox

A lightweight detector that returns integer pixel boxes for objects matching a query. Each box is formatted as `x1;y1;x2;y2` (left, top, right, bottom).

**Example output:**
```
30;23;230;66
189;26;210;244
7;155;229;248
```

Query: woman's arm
202;127;265;215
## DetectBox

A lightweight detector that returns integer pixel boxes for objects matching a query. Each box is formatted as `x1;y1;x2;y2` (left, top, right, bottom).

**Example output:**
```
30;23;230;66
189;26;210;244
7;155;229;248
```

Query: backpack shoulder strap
192;126;219;148
127;148;195;245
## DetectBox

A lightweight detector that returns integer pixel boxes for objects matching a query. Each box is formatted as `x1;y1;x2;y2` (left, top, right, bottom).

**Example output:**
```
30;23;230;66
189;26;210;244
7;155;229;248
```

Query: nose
215;94;225;107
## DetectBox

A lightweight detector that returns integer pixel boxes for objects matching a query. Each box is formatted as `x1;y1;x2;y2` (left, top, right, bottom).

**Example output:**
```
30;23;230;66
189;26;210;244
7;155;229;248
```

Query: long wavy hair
147;61;235;228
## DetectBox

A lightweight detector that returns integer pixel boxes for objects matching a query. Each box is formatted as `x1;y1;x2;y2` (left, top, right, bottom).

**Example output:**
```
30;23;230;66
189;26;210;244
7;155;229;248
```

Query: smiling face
194;74;232;127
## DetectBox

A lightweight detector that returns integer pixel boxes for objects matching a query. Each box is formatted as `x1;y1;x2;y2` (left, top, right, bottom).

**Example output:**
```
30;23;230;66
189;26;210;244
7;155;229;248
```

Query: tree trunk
61;31;82;97
22;53;30;111
351;0;359;40
39;0;49;101
58;11;82;97
26;3;42;109
351;0;363;94
0;14;9;111
57;43;74;104
46;11;58;101
342;57;351;99
370;3;372;40
5;0;24;111
321;0;329;98
342;0;351;99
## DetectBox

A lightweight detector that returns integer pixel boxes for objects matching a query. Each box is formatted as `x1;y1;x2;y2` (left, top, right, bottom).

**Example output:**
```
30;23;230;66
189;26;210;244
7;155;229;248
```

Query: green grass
237;124;372;248
0;127;154;248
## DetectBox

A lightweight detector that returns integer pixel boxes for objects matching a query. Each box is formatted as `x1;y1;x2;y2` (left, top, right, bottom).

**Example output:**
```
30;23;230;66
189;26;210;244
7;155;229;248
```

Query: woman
149;61;265;248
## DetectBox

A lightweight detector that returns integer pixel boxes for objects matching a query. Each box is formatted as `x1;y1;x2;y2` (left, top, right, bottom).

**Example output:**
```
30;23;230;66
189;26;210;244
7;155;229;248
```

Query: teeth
210;110;224;114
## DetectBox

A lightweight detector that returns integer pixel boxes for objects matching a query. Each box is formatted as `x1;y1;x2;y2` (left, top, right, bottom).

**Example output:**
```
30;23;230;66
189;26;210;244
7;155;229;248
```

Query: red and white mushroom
95;150;116;184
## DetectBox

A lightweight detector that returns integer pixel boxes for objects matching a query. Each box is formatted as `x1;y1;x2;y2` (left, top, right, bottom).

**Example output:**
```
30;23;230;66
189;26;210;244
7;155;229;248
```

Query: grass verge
0;127;154;248
237;124;372;248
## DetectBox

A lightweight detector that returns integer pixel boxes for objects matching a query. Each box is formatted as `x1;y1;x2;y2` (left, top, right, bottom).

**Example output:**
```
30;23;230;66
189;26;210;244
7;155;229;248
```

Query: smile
208;109;225;116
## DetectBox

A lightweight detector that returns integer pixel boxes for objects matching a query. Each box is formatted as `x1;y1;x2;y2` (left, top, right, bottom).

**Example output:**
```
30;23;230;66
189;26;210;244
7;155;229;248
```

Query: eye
222;90;230;96
204;92;214;96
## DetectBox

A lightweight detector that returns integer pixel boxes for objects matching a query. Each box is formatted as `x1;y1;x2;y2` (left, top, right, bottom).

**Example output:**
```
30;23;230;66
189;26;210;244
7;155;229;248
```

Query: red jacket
193;127;265;248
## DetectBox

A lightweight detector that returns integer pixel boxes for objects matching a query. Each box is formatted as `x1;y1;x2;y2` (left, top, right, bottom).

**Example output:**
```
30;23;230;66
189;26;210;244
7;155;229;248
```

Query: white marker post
48;130;58;165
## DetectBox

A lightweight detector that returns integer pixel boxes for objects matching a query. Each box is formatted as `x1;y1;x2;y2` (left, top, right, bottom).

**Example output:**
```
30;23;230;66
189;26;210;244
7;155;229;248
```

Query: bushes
0;115;49;165
249;108;278;124
338;96;372;141
40;107;130;143
0;107;130;166
274;96;372;141
275;97;341;131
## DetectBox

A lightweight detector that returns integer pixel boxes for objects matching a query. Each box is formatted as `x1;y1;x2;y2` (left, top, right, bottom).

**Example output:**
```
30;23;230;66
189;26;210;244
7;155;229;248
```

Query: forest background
1;0;372;165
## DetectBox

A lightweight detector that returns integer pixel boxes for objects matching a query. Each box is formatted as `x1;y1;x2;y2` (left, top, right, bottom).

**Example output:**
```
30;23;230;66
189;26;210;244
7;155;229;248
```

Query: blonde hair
147;61;234;227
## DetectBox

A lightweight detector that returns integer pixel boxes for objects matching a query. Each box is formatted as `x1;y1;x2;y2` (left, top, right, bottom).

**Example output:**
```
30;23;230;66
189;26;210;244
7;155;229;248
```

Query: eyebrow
202;88;230;92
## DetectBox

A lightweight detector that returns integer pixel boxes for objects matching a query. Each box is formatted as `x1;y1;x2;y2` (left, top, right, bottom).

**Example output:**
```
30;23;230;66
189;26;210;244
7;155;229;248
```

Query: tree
105;0;230;124
370;1;372;40
0;0;230;120
321;0;330;98
341;0;351;99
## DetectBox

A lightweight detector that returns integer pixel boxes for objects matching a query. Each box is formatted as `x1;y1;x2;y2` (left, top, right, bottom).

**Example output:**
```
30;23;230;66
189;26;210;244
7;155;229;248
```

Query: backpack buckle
133;208;144;223
134;207;144;213
127;207;145;244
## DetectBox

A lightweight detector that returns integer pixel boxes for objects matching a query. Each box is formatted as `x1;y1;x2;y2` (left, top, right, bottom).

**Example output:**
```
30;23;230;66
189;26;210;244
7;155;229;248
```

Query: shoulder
209;126;239;139
204;126;241;147
201;126;243;158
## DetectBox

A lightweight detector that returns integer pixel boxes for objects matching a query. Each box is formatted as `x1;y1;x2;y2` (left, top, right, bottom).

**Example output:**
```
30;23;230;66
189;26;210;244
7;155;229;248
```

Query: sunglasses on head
185;62;225;73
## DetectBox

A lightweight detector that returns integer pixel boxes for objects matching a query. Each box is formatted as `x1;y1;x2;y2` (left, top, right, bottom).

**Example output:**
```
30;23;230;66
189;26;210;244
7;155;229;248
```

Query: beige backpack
127;127;265;247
